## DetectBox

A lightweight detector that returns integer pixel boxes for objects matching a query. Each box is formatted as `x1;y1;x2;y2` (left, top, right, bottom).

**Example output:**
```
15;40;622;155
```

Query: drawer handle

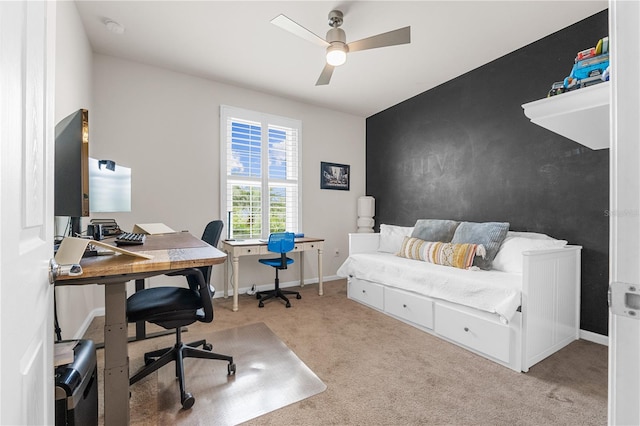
403;304;407;308
247;249;251;253
362;290;366;294
464;327;469;332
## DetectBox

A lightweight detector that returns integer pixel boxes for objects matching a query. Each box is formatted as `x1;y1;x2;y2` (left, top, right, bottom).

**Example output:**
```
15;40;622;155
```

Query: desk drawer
238;246;268;256
302;241;323;251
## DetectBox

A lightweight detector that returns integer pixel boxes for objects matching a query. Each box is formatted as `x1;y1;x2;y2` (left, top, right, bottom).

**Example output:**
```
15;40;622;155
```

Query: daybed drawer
348;279;384;310
435;304;510;363
384;288;434;329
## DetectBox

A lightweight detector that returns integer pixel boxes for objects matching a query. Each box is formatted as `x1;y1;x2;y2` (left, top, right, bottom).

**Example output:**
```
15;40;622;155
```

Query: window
220;106;301;239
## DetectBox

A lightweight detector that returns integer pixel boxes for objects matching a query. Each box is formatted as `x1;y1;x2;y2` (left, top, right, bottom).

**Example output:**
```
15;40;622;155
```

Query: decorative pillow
397;237;485;270
378;224;415;253
493;236;568;273
424;241;485;269
411;219;460;242
451;221;510;270
397;237;428;260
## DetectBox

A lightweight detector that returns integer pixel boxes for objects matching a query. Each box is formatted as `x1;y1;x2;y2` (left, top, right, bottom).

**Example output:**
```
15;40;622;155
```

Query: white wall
91;54;365;295
54;1;100;339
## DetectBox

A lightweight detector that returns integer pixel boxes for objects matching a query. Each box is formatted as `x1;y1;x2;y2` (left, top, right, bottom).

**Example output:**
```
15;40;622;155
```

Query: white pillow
492;236;568;273
378;224;414;254
506;231;555;240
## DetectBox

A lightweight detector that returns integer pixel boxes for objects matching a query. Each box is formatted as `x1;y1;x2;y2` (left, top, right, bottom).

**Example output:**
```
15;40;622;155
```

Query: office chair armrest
166;268;215;297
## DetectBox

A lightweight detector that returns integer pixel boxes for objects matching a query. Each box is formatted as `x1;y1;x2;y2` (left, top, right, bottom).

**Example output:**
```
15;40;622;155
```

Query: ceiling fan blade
315;63;335;86
271;14;330;47
347;26;411;53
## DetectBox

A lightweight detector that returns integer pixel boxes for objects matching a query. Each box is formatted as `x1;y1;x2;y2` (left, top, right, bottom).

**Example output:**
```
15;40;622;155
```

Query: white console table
220;237;324;311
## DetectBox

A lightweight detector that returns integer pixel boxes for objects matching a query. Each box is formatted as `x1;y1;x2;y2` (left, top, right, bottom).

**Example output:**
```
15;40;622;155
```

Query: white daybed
337;229;582;372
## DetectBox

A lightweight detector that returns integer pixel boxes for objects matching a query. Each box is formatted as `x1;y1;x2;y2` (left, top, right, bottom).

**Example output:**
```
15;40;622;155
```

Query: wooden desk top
55;232;226;285
221;237;324;247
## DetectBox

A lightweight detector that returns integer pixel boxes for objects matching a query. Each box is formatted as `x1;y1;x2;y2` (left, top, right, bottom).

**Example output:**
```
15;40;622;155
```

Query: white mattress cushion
337;252;522;323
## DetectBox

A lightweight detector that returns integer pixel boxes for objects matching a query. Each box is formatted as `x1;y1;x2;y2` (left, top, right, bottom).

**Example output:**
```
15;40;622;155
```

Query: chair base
256;284;301;308
130;329;235;409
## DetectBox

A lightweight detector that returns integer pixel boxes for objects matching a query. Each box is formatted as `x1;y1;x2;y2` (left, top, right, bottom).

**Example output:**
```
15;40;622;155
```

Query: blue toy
548;37;609;97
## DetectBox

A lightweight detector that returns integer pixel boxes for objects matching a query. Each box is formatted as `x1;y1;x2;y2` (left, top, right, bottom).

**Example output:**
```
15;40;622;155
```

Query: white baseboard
580;329;608;346
214;274;341;298
72;307;105;340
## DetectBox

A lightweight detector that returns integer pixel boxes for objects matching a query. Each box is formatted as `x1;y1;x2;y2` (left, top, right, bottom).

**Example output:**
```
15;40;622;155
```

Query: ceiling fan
271;10;411;86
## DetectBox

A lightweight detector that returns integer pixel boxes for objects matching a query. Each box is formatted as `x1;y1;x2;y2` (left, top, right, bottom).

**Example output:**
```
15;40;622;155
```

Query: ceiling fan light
326;44;347;66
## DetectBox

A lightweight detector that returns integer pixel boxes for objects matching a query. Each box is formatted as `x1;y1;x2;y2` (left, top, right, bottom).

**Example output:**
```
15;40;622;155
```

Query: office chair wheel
258;301;264;308
181;392;195;410
203;343;213;351
296;294;302;299
286;301;291;308
228;362;236;375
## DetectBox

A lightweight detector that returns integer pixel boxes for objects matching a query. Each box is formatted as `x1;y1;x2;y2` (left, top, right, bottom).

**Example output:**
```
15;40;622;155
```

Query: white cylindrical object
357;196;375;233
357;196;375;217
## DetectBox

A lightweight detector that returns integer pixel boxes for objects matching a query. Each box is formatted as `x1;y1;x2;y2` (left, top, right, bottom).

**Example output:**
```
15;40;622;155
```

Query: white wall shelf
522;81;610;150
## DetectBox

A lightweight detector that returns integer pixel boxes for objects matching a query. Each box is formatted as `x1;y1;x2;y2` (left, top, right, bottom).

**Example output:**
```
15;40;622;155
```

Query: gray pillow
451;221;510;270
411;219;460;242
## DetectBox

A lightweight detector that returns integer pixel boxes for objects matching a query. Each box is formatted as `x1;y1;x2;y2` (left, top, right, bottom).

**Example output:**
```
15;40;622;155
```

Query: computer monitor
54;109;89;236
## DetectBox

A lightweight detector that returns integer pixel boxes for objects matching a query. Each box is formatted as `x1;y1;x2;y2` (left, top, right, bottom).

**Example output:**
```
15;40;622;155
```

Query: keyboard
115;232;146;246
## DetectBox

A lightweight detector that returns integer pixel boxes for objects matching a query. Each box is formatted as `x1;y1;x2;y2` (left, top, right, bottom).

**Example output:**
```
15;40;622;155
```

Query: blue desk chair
257;232;301;308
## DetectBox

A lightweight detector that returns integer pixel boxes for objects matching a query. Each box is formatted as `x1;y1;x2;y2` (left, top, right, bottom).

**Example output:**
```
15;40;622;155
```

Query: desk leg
299;251;305;287
232;255;239;312
318;248;324;296
134;279;145;340
223;251;229;299
103;282;130;426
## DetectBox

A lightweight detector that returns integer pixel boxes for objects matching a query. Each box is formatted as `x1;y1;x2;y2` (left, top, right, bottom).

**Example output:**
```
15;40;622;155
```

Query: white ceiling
75;1;608;117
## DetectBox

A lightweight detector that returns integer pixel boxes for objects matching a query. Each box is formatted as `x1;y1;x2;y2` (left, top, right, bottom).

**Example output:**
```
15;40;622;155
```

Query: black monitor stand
70;217;81;237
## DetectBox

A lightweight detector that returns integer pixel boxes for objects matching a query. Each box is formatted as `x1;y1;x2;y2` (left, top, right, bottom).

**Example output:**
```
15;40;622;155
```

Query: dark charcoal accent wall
366;11;609;335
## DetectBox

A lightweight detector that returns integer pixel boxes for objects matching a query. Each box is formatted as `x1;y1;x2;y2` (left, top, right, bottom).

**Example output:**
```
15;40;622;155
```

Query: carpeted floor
85;279;608;425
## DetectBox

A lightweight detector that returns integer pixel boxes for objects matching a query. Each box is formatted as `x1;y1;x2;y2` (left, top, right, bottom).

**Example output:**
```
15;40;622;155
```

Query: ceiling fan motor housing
326;27;347;44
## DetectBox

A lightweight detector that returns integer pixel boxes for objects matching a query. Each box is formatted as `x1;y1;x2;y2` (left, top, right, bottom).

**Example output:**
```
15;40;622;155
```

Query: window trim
220;105;302;239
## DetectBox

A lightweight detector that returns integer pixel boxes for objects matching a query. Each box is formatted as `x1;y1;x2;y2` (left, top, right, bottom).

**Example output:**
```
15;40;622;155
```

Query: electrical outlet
334;248;340;257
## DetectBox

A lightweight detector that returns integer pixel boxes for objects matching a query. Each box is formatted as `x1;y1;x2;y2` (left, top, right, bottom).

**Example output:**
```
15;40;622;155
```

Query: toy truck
547;37;609;97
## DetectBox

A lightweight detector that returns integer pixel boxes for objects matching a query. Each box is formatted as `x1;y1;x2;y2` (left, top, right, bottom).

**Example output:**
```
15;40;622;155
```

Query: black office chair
127;220;234;409
256;232;301;308
201;220;224;250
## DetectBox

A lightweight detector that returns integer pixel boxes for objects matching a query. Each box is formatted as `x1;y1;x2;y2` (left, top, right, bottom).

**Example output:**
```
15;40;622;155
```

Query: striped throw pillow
398;237;485;269
397;237;429;260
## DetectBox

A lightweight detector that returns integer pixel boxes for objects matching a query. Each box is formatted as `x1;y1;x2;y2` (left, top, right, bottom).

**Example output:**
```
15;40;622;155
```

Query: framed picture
320;161;350;191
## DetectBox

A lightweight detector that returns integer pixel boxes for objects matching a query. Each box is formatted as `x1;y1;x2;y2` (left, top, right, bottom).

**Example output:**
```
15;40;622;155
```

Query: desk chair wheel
203;343;213;351
296;294;302;299
286;301;291;308
258;301;265;308
228;362;236;375
181;392;195;410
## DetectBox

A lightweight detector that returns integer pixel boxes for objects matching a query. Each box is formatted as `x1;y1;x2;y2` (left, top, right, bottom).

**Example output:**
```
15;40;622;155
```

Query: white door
0;1;56;425
609;1;640;425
